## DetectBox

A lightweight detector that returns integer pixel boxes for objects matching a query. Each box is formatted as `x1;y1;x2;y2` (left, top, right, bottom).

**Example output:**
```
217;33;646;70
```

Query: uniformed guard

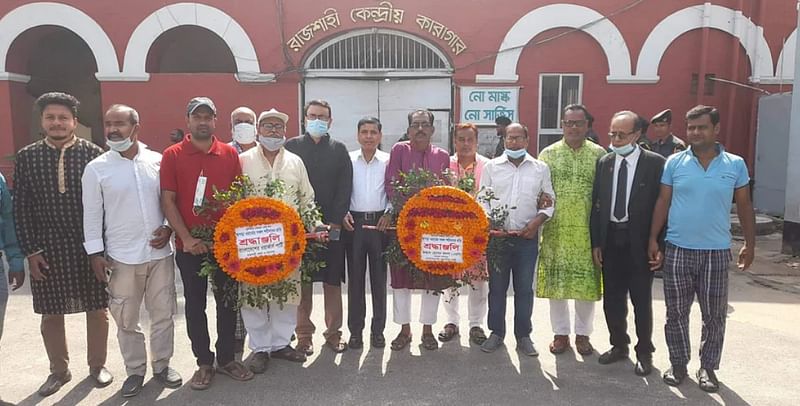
645;109;687;157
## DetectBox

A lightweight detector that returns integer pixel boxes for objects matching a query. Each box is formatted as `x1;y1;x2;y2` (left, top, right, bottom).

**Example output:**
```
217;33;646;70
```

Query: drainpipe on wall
781;0;800;255
696;2;712;104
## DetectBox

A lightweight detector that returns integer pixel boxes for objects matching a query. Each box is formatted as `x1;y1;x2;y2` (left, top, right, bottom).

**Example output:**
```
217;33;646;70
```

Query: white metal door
304;78;452;152
377;78;451;150
304;79;379;151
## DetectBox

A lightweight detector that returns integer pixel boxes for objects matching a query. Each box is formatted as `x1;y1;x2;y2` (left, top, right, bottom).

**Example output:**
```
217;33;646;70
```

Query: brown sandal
217;361;254;381
437;323;459;342
421;333;439;350
390;332;412;351
190;365;215;390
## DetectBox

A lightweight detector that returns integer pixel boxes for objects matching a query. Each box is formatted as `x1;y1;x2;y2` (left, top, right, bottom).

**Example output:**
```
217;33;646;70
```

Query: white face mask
258;135;285;152
232;122;256;145
107;137;134;152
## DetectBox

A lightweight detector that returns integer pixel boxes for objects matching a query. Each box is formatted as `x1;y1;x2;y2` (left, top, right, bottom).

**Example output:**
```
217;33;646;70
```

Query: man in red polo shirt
161;97;253;390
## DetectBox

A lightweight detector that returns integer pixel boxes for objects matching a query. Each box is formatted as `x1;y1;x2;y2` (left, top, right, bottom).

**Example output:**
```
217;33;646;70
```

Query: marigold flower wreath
212;197;307;286
396;186;489;277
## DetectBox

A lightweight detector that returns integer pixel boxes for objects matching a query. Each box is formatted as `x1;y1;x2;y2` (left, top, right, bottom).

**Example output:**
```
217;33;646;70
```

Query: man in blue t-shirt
647;105;755;393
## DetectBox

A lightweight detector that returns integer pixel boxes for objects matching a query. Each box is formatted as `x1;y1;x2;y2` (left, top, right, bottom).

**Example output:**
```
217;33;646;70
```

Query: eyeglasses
306;114;330;121
409;122;434;129
259;123;285;131
608;130;638;139
562;120;587;128
504;135;527;142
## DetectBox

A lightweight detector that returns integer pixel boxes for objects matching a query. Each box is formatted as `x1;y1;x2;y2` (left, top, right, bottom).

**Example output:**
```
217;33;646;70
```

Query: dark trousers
344;214;387;336
602;224;654;358
487;237;538;339
176;251;237;367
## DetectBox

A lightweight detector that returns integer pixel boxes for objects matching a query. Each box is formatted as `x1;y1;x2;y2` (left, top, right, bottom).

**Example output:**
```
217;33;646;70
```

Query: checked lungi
663;242;732;370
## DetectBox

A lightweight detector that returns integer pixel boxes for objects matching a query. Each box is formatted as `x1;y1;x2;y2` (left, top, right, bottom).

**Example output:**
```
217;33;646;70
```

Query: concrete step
731;213;780;236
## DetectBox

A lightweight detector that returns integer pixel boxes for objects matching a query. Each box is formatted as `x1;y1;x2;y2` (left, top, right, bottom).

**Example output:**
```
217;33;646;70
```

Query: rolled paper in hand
361;224;518;237
305;231;329;240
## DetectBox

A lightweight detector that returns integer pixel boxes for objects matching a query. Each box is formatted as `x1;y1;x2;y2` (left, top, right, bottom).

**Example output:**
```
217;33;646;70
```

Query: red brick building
0;0;796;176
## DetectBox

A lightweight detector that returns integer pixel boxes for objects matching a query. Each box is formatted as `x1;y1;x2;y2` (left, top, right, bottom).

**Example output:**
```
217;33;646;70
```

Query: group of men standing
0;90;754;399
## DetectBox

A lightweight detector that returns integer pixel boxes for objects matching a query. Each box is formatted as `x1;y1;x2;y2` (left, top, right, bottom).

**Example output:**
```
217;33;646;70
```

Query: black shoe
371;334;386;348
697;368;720;393
598;346;629;365
154;367;183;388
90;366;114;388
635;358;653;376
348;336;364;350
663;365;688;386
121;375;144;398
38;370;72;397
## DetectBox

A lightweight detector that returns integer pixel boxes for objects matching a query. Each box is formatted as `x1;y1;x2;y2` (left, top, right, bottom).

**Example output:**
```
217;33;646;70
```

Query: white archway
121;2;271;82
771;29;795;83
636;4;774;83
0;2;120;82
475;3;634;83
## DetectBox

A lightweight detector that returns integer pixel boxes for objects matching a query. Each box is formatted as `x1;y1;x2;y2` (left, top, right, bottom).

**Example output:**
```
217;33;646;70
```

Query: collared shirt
239;146;315;209
0;174;24;273
449;153;490;194
349;148;390;213
480;153;556;231
662;144;750;249
83;143;172;264
649;134;687;158
609;146;642;223
229;141;245;154
384;141;450;200
160;135;242;248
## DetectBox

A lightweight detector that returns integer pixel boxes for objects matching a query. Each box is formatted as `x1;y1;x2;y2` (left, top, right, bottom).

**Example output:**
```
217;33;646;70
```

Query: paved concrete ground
1;235;799;405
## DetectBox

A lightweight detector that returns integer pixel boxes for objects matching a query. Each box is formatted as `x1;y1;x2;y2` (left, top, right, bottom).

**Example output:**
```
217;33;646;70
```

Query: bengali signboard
235;224;286;260
460;86;520;125
421;234;463;263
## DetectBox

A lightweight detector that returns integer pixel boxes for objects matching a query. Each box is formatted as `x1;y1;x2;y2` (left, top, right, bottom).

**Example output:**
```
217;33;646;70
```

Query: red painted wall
0;0;796;177
100;75;300;153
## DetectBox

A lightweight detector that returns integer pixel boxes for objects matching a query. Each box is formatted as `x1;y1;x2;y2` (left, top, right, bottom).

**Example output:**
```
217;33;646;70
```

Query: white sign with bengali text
421;234;463;263
235;224;286;260
460;86;520;125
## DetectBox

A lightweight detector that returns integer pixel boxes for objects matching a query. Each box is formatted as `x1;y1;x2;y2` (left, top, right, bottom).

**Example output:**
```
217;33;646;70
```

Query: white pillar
782;1;800;254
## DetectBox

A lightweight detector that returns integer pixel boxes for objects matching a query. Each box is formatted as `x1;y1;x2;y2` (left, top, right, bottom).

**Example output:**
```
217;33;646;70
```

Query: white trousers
392;289;440;325
241;303;298;353
442;281;488;328
549;299;596;336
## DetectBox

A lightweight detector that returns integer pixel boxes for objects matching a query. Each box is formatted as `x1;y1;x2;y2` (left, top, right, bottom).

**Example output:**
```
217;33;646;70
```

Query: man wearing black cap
493;115;513;158
645;109;687;158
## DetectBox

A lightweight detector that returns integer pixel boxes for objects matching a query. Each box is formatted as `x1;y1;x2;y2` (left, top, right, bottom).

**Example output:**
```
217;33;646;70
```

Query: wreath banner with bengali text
213;197;306;286
396;186;489;277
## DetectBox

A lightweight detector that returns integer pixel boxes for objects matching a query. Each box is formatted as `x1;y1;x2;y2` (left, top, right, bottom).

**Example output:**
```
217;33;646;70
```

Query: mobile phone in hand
328;228;341;241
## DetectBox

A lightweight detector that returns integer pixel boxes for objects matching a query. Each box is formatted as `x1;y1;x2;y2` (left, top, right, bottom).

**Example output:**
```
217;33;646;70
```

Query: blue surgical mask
505;148;527;159
107;136;134;152
610;143;635;156
259;135;285;152
306;119;329;138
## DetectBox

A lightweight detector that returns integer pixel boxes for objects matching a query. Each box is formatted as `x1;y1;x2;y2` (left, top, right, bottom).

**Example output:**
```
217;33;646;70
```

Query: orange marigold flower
213;197;307;286
396;186;489;277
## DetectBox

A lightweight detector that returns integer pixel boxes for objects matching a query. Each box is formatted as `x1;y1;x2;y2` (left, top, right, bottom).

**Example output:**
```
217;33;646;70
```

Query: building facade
0;0;796;177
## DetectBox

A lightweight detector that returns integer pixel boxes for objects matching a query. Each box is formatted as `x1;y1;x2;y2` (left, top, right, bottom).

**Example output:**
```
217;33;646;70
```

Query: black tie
614;159;627;221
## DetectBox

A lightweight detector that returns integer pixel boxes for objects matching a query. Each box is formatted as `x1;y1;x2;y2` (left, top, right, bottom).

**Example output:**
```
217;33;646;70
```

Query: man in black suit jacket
590;111;665;376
